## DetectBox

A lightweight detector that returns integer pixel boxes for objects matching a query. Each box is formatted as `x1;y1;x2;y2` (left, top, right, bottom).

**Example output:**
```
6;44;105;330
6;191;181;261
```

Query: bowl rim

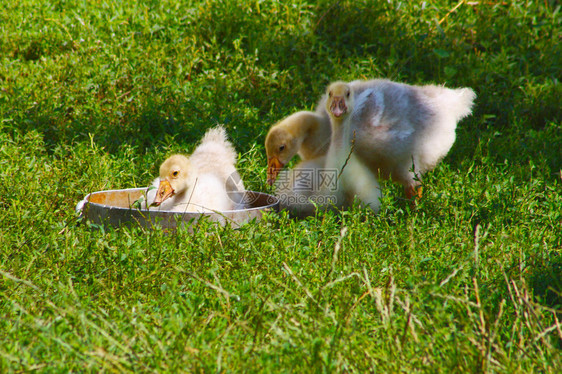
78;188;279;215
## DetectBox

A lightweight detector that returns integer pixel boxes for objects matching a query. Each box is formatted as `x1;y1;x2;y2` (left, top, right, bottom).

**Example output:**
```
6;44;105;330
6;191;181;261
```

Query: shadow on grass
530;253;562;316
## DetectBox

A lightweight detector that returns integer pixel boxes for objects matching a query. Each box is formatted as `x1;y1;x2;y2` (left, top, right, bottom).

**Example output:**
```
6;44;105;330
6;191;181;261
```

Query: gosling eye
172;170;179;177
279;145;286;152
346;90;350;98
328;91;333;98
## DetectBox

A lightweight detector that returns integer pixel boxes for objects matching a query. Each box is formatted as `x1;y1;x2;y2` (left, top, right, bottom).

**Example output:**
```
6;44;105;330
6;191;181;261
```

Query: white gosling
324;81;383;212
147;126;245;212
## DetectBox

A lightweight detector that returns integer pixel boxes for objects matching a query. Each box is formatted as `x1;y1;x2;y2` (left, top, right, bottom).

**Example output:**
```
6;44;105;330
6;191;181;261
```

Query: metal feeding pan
76;188;279;230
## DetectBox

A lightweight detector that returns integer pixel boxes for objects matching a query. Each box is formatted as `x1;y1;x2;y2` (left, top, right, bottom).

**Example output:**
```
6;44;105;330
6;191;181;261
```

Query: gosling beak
151;179;174;206
330;97;347;118
267;157;285;185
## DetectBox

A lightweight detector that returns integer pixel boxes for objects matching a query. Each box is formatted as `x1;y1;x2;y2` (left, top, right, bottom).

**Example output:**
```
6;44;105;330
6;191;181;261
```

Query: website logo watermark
276;168;339;191
274;168;340;207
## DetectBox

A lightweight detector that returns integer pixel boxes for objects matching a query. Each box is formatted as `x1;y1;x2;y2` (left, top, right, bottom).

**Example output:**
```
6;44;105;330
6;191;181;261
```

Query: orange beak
267;157;285;185
151;179;174;206
330;97;347;118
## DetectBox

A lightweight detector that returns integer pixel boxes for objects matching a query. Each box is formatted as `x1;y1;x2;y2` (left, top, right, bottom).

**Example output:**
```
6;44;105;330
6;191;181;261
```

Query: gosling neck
290;111;327;159
288;111;321;137
329;115;354;154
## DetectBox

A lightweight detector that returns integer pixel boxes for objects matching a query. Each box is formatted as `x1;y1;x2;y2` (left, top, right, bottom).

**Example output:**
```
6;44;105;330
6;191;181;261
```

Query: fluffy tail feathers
422;85;476;122
451;87;476;121
191;125;239;175
201;126;230;146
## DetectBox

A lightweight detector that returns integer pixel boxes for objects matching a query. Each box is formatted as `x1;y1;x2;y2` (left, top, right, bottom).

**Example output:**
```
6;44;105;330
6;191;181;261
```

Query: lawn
1;0;561;372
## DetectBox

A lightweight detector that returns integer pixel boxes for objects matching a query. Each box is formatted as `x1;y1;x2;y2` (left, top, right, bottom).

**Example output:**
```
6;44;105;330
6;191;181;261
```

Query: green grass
1;0;561;372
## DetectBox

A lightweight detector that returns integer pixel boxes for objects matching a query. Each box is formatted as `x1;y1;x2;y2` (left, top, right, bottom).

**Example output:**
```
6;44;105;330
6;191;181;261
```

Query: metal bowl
76;188;279;230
